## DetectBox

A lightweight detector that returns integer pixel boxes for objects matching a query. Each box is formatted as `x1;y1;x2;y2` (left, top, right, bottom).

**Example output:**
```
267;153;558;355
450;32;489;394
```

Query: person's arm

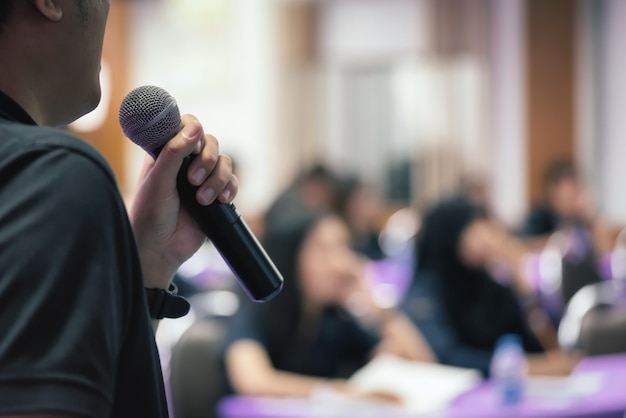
479;221;562;351
370;311;437;363
127;115;238;330
1;415;76;418
401;275;495;375
0;143;140;416
588;219;614;258
576;189;615;257
343;274;436;363
520;235;552;252
526;350;581;376
225;339;403;405
225;340;350;397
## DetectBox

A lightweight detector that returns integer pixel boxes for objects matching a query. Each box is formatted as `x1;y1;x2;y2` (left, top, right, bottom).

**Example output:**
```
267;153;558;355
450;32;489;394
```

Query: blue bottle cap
496;334;522;349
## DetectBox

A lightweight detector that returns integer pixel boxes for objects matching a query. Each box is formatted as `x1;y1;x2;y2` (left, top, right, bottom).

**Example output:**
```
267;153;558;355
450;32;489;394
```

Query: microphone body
119;86;283;302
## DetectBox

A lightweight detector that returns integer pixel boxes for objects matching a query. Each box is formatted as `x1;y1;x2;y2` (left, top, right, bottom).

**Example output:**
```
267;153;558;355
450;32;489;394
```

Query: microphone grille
119;85;183;154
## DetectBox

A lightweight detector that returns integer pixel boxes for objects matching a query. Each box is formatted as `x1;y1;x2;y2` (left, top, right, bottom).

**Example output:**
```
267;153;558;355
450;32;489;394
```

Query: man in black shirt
521;159;613;309
521;159;613;255
0;1;238;417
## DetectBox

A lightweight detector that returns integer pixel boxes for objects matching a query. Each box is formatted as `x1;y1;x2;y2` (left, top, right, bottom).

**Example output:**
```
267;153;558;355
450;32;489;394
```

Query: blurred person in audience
522;159;614;305
460;170;490;210
522;159;613;255
0;0;238;416
334;175;385;260
401;195;580;377
223;210;435;400
263;163;338;233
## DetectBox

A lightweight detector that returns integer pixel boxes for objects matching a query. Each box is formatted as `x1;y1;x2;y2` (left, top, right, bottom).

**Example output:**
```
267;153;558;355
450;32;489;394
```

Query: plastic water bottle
490;334;527;405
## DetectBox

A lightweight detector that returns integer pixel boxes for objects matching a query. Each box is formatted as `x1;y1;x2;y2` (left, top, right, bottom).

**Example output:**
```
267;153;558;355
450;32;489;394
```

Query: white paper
348;354;482;415
524;372;606;406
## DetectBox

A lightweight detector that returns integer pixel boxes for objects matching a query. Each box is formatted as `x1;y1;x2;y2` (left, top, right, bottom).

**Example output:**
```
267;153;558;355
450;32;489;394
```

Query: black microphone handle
175;154;284;302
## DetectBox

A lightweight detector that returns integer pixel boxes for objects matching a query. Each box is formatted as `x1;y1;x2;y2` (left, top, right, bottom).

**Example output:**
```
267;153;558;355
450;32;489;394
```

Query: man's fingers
195;154;236;206
139;113;238;207
153;115;204;188
218;174;239;204
187;134;219;186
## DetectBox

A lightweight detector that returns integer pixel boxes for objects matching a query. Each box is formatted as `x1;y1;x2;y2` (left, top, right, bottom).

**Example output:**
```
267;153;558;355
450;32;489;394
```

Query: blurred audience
334;175;385;260
401;195;579;377
520;159;614;308
521;159;613;256
459;170;490;209
263;163;338;234
222;210;434;400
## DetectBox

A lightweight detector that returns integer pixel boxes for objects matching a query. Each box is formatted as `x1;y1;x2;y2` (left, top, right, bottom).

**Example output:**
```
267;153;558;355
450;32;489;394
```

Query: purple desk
217;354;626;418
446;353;626;418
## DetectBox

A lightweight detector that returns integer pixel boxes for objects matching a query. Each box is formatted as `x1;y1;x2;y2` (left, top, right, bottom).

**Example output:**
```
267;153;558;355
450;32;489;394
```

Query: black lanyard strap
0;91;36;125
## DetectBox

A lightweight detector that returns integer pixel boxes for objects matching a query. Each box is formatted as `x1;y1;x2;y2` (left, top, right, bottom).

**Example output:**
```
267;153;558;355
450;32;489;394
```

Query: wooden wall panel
526;0;577;204
69;0;130;194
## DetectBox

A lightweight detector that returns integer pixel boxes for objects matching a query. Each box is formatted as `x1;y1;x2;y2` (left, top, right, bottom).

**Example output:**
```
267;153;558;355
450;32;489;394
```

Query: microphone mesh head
119;85;183;155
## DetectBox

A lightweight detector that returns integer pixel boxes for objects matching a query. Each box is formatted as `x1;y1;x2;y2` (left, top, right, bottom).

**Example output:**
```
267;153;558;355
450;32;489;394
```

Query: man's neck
0;90;37;125
0;56;47;126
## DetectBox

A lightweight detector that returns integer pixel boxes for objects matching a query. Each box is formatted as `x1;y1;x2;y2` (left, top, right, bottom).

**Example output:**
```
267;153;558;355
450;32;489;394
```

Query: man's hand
128;114;238;289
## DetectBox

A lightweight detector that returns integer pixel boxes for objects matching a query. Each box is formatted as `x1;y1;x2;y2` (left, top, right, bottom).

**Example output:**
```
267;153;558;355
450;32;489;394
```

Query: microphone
119;85;284;302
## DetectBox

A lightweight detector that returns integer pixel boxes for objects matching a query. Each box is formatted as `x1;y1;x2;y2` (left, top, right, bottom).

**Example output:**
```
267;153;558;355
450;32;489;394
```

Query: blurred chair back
558;226;603;304
609;227;626;281
534;228;604;326
558;280;626;355
169;316;227;418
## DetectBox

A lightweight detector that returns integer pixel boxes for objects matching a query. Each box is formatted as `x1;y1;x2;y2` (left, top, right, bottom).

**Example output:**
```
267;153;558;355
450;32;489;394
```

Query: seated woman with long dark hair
401;195;579;376
222;210;435;399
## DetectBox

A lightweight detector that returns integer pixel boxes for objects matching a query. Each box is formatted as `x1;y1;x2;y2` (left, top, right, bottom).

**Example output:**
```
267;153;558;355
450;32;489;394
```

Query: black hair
544;158;578;187
76;0;91;24
293;163;337;190
333;175;361;223
242;209;329;363
414;195;534;350
0;0;88;33
0;0;15;33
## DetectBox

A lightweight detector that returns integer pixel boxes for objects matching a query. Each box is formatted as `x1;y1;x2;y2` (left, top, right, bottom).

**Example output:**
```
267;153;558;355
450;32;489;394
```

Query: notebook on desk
348;355;482;415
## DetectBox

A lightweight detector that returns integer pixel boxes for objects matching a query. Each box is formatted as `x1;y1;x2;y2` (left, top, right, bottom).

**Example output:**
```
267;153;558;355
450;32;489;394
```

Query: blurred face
297;217;361;306
54;0;110;124
548;178;581;219
458;219;491;269
301;180;334;211
345;185;381;231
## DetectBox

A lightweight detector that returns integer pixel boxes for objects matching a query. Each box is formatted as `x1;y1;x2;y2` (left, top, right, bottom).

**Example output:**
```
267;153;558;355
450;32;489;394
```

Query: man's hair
0;0;15;33
0;1;89;32
76;0;91;23
544;158;578;187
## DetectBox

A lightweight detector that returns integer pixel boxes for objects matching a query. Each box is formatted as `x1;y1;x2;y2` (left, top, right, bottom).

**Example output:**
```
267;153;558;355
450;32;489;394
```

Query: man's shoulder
0;122;114;182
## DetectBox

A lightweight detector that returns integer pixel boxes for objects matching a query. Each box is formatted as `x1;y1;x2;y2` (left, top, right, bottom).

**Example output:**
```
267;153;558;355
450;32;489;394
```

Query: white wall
488;0;527;227
597;0;626;225
318;0;431;192
318;0;429;64
579;0;626;226
120;0;531;224
319;0;506;215
125;0;279;214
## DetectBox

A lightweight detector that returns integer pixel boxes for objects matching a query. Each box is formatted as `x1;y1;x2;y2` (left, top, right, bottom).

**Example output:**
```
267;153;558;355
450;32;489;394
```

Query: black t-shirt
522;205;558;237
221;303;380;394
0;95;168;417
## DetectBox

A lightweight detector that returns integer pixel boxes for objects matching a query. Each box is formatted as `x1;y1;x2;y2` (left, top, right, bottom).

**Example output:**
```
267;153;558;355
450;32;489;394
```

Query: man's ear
34;0;63;22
